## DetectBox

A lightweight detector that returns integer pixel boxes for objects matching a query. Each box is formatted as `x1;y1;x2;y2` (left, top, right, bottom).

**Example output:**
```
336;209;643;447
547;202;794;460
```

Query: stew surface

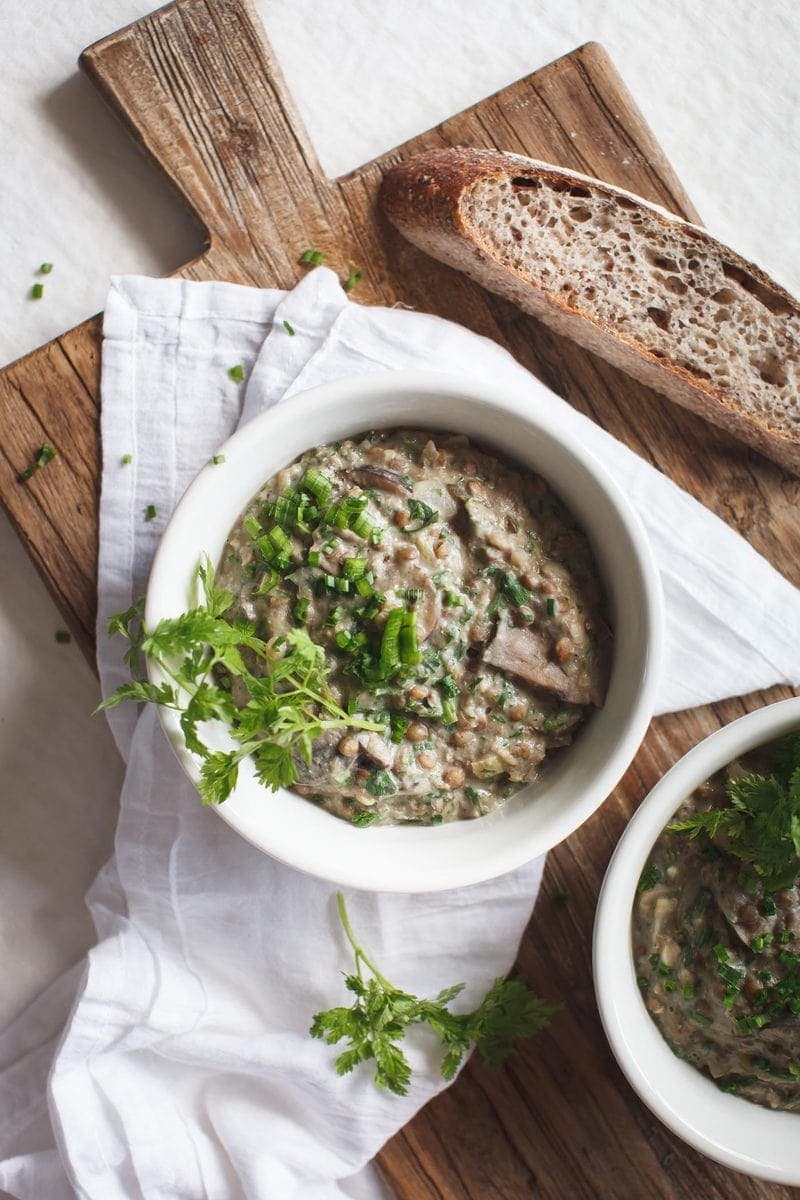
217;429;608;825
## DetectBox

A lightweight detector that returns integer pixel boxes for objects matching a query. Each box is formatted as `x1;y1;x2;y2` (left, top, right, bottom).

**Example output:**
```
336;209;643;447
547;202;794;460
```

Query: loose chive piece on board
212;454;226;465
283;319;296;336
299;248;325;267
228;364;245;382
145;504;157;521
343;268;363;293
31;282;44;299
19;441;57;481
39;262;54;274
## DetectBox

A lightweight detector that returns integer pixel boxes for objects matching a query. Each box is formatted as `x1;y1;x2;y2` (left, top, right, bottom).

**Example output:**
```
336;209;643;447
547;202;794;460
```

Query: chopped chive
546;597;557;617
293;597;310;624
54;629;71;644
343;557;368;580
300;468;333;507
396;586;424;601
308;550;321;567
343;267;363;292
299;248;325;267
282;319;296;336
19;442;57;482
120;453;133;465
212;454;226;465
144;504;157;521
440;696;458;725
31;282;44;299
227;364;245;382
398;607;420;666
39;262;54;275
379;608;404;676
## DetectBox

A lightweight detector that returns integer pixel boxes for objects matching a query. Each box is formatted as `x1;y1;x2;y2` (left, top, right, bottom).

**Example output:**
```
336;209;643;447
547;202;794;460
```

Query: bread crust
379;148;800;474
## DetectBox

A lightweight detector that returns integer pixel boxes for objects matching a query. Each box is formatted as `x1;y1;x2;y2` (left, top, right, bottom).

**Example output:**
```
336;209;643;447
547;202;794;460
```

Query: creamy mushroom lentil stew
216;429;609;825
633;733;800;1111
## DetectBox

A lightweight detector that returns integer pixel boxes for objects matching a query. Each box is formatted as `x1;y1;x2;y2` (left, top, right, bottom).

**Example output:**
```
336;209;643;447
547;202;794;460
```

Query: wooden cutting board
2;1;798;1195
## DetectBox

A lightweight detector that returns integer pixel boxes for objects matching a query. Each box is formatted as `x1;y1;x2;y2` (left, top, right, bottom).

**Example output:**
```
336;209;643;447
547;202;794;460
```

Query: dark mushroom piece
483;617;600;706
349;464;413;495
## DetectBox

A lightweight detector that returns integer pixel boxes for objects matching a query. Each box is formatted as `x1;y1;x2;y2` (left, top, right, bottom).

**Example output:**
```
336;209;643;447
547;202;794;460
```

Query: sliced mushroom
483;618;596;705
349;464;412;495
357;732;396;769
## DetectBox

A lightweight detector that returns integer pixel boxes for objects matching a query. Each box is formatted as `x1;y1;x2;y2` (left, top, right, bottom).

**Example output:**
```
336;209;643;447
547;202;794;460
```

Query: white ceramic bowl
594;697;800;1184
146;370;662;892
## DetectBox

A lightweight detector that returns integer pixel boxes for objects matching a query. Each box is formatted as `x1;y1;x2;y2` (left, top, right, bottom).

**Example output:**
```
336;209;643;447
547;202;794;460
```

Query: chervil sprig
669;732;800;891
98;557;384;804
310;893;560;1096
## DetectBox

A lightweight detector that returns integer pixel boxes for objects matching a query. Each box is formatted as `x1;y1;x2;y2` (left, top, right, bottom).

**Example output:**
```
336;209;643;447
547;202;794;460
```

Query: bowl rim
145;368;663;892
594;695;800;1184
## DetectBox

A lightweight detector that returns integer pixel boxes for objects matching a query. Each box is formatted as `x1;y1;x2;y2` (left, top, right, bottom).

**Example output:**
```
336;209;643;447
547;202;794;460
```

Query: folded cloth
1;267;799;1200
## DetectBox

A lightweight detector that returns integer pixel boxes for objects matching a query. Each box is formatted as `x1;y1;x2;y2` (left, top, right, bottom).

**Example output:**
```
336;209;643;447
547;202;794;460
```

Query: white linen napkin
1;266;799;1200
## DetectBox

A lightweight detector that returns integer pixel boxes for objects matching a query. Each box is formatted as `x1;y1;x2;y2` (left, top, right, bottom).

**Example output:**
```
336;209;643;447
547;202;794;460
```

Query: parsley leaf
310;893;560;1096
404;498;439;533
669;734;800;891
101;557;384;806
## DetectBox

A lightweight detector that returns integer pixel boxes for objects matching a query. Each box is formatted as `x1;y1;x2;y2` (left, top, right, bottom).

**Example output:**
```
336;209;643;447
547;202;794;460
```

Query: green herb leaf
299;248;326;267
404;498;438;533
310;893;559;1095
343;268;363;292
19;442;57;482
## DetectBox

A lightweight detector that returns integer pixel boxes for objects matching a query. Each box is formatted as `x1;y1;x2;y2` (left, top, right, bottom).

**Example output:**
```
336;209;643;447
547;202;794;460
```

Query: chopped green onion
227;364;245;382
39;262;54;275
343;267;363;292
212;454;226;465
18;441;57;482
120;453;133;465
343;557;368;580
351;511;378;540
145;504;157;521
326;604;345;625
54;629;71;644
268;526;292;556
379;608;404;676
360;593;384;620
244;514;262;539
31;282;44;299
252;567;280;595
396;587;423;601
299;248;326;267
398;608;420;666
294;597;310;623
390;714;410;744
332;576;350;594
546;597;557;617
440;674;459;698
282;319;296;336
355;575;374;598
300;468;333;507
440;696;458;725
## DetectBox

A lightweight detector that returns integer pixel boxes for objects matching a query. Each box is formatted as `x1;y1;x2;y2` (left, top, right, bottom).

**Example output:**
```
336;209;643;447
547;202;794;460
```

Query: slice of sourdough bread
379;148;800;474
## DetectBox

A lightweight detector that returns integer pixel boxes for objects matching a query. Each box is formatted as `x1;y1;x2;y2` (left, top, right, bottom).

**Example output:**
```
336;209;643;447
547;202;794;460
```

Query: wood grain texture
0;1;797;1195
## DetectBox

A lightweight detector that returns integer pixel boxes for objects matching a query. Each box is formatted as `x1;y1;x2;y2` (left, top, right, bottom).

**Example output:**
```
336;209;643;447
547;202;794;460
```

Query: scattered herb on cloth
310;892;560;1095
99;558;384;804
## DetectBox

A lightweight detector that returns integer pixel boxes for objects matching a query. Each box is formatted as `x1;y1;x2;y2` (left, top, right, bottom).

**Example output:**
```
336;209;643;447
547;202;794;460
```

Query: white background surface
1;0;798;1030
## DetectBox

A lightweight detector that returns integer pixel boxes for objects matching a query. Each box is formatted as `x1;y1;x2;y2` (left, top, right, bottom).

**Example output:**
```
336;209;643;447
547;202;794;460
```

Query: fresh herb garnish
228;364;245;382
310;892;560;1095
637;863;662;892
19;442;57;482
343;267;363;293
31;282;44;300
212;454;226;465
144;504;157;522
404;498;438;533
54;629;71;644
282;319;296;336
669;733;800;891
99;558;384;804
121;453;133;465
38;262;53;275
299;248;325;267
